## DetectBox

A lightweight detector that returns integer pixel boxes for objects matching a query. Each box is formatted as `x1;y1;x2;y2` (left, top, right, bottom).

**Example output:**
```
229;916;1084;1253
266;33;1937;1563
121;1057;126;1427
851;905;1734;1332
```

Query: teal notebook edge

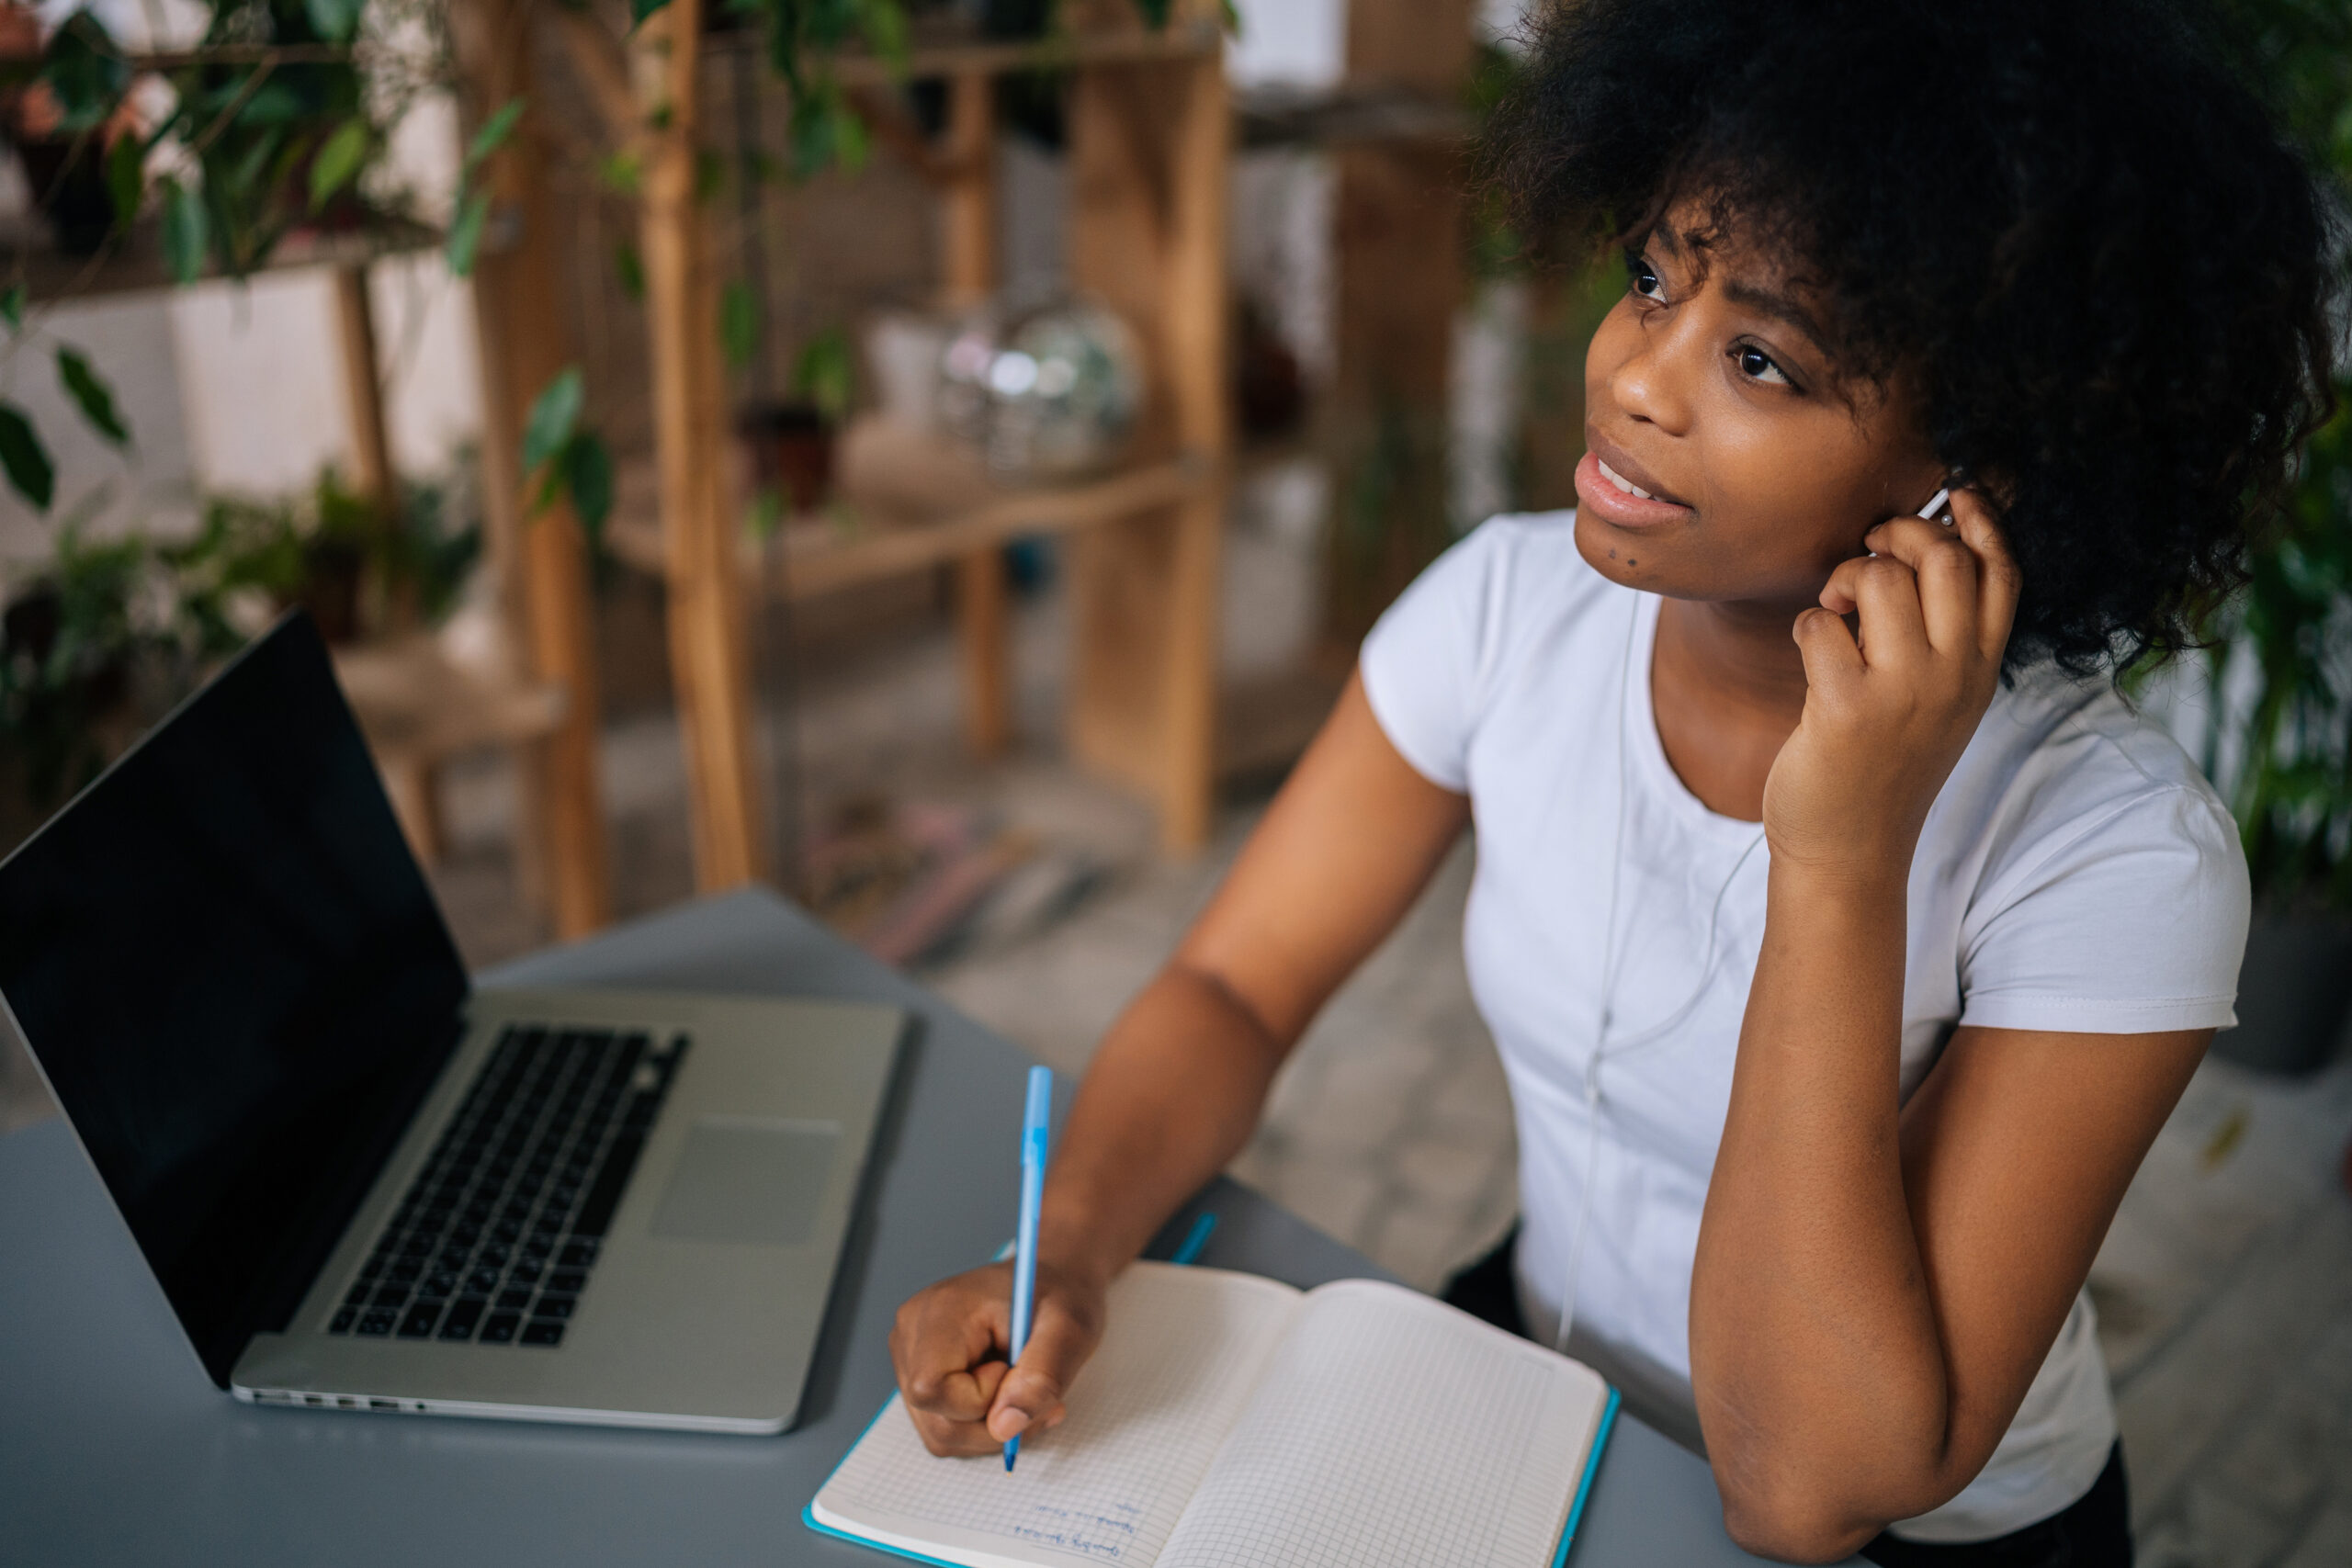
801;1379;1623;1568
1552;1386;1621;1568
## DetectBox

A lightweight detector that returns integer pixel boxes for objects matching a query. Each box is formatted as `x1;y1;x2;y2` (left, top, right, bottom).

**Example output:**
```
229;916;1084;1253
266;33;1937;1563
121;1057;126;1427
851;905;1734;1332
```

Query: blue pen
1005;1066;1053;1472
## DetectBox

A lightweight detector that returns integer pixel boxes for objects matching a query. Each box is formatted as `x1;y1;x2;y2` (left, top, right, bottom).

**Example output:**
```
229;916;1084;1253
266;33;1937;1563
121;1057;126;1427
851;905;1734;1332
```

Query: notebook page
812;1264;1302;1568
1156;1280;1611;1568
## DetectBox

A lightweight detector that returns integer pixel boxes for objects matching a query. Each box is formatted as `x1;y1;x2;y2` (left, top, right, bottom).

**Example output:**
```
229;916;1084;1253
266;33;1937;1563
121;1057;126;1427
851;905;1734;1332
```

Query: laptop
0;612;905;1433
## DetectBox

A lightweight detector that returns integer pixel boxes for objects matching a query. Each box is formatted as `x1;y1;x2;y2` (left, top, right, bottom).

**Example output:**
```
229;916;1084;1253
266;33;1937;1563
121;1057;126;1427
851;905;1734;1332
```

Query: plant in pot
2196;382;2352;1074
170;467;482;649
0;7;150;257
738;324;854;523
0;529;243;853
2181;0;2352;1074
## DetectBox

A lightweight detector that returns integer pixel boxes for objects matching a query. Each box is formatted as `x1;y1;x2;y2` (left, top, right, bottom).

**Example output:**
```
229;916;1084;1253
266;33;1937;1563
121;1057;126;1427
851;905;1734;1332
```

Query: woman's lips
1575;448;1692;527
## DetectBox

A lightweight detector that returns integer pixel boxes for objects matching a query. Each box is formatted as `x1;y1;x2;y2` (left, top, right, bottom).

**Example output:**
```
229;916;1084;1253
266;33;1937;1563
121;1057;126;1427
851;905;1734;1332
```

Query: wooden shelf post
1066;5;1230;854
1322;0;1472;647
639;0;766;891
329;261;449;862
942;68;1014;760
448;0;612;937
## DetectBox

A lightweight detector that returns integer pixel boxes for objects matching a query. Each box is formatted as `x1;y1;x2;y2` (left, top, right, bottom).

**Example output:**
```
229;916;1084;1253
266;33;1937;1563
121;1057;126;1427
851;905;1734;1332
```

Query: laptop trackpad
651;1118;841;1246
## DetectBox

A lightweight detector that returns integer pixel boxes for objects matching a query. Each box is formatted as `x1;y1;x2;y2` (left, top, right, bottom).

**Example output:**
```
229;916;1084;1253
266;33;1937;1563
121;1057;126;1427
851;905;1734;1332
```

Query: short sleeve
1357;523;1519;793
1959;786;2250;1034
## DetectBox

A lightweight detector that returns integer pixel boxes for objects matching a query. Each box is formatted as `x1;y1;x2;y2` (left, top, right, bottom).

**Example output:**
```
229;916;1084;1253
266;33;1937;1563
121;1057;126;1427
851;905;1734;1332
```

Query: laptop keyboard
326;1024;689;1348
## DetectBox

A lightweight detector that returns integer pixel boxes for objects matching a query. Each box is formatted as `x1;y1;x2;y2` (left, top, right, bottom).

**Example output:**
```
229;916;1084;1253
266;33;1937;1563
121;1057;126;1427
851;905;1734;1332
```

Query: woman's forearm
1035;963;1289;1291
1692;862;1952;1558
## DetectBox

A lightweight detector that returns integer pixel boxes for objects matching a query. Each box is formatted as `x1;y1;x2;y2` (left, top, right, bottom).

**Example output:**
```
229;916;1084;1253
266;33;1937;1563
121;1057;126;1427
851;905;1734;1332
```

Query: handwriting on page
1007;1501;1146;1558
817;1266;1297;1568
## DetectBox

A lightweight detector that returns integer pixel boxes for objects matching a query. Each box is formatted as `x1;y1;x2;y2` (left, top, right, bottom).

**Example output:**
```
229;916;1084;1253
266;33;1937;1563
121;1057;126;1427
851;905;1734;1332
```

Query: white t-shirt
1359;512;2248;1543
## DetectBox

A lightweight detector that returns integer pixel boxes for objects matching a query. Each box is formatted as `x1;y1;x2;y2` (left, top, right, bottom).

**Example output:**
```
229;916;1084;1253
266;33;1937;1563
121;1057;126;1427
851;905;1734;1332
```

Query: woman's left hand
1763;491;2020;880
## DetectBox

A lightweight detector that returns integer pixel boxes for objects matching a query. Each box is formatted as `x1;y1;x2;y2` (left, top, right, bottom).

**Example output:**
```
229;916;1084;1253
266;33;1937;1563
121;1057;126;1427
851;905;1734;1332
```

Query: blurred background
0;2;2346;1561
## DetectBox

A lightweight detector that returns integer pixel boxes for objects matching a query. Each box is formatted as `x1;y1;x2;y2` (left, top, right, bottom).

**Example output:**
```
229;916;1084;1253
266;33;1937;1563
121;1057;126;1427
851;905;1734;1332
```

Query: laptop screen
0;613;469;1386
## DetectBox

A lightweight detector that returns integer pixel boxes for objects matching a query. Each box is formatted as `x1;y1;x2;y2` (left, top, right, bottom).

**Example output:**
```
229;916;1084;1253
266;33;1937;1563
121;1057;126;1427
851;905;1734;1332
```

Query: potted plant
2185;0;2352;1073
2198;381;2352;1073
0;529;243;852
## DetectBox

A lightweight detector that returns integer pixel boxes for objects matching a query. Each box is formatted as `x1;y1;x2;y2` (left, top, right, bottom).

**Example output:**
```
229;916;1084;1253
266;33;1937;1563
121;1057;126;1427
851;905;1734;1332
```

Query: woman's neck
1649;596;1816;821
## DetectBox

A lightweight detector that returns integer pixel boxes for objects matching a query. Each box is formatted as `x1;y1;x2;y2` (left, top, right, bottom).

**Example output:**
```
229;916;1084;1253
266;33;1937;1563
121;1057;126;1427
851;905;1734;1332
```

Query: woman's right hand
888;1257;1110;1457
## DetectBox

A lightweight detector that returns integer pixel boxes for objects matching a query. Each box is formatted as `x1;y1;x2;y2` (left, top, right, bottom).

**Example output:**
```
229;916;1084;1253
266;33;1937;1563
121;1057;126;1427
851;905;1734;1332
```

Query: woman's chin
1573;509;1675;591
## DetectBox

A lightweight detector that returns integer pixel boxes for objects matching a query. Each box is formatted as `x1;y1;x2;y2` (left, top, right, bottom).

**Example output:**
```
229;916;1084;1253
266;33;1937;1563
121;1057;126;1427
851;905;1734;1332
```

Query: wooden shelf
702;17;1220;87
3;212;442;304
1234;83;1471;150
609;419;1215;602
331;631;569;770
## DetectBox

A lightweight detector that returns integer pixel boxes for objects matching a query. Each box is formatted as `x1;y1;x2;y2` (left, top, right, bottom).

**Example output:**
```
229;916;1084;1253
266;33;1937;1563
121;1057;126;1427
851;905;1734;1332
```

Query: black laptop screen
0;614;469;1386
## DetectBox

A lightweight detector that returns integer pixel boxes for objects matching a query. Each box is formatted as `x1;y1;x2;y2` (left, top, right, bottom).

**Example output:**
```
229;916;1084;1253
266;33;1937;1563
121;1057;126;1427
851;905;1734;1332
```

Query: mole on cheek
1626;558;1638;567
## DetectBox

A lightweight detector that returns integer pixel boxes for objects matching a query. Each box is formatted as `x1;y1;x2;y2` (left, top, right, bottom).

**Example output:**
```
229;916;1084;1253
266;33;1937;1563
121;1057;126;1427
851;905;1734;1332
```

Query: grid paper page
1157;1280;1611;1568
814;1264;1302;1568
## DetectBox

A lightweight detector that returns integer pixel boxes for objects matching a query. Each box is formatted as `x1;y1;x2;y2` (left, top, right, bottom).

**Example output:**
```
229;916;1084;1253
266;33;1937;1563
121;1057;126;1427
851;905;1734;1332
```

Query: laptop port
369;1398;399;1411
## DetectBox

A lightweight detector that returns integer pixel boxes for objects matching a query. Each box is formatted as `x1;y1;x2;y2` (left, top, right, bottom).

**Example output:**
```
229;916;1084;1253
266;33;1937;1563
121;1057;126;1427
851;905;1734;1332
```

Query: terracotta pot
2211;911;2352;1076
12;136;115;254
737;401;836;514
293;539;367;646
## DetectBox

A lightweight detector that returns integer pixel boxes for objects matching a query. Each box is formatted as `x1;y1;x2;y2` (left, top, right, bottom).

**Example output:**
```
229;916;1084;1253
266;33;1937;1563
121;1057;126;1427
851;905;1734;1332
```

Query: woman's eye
1626;253;1665;301
1734;344;1791;386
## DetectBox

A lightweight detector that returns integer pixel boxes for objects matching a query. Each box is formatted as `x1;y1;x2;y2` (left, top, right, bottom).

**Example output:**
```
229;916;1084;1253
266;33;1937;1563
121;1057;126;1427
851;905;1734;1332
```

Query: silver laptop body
231;986;900;1432
0;615;903;1435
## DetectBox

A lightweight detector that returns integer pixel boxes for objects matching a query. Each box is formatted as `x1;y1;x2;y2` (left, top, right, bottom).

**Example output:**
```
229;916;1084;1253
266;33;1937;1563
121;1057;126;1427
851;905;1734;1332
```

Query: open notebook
806;1262;1619;1568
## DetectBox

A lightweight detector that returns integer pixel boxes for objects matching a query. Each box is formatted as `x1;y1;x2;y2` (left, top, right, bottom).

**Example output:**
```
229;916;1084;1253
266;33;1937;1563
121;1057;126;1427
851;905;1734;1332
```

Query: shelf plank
3;214;442;305
332;633;569;767
783;457;1207;597
703;17;1218;88
606;453;1210;601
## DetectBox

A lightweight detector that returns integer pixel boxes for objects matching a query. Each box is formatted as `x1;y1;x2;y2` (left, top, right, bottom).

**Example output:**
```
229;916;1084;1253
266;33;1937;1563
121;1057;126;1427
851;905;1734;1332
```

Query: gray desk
0;888;1776;1565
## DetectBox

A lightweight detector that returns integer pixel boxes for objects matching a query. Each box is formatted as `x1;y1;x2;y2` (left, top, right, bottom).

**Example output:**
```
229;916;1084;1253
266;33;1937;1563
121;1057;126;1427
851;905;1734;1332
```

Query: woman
887;2;2337;1562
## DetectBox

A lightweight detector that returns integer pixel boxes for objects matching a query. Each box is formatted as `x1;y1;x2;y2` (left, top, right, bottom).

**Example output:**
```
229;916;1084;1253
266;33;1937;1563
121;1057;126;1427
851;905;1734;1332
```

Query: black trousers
1440;1231;2133;1567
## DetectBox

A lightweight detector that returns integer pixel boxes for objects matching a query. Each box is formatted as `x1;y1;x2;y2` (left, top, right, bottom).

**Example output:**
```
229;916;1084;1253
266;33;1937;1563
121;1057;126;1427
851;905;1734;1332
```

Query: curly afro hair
1485;0;2342;675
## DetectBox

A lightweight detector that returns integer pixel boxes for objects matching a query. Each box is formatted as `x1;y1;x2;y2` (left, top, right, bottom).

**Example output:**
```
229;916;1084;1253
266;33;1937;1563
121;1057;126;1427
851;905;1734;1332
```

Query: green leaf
0;403;54;511
561;432;614;540
613;241;645;300
0;285;23;331
720;279;760;369
746;485;786;539
54;347;129;447
859;0;910;73
523;367;585;476
831;96;870;175
233;82;309;127
791;328;854;423
465;98;526;173
695;149;729;204
39;13;130;136
105;134;142;227
631;0;674;22
444;189;492;277
597;151;643;195
788;93;832;180
304;0;366;42
160;177;209;285
309;118;372;212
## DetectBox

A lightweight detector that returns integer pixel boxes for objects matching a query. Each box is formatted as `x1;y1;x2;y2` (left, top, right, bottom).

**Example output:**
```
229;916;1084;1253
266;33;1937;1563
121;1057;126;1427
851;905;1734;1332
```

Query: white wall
0;293;200;562
168;88;481;499
1227;0;1346;89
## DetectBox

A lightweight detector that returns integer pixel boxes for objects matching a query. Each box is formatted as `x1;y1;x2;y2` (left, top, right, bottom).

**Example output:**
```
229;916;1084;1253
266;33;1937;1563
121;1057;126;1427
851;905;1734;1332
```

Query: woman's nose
1608;312;1698;437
